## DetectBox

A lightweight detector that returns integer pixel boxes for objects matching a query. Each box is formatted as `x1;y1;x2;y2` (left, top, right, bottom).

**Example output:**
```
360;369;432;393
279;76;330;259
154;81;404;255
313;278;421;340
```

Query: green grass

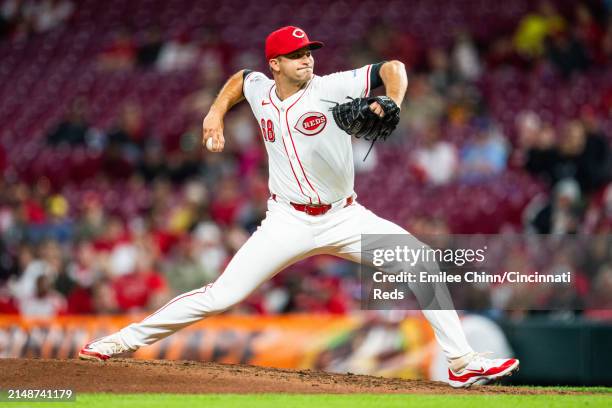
1;393;611;408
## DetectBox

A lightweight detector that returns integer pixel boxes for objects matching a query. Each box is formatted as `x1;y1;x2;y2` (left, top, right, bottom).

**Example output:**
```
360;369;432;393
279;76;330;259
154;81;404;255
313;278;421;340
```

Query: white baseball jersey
243;65;374;205
116;64;474;365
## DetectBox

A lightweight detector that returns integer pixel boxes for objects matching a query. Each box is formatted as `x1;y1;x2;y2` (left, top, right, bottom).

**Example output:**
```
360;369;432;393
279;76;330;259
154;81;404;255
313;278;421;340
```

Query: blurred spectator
46;99;90;147
521;120;558;184
157;32;198;72
138;141;168;182
0;0;21;39
163;236;216;295
520;117;610;193
0;0;73;40
545;31;590;77
136;28;163;68
513;0;566;58
43;193;73;243
487;36;522;69
74;193;106;240
574;3;604;64
18;274;66;317
192;221;228;278
602;16;612;62
210;177;244;226
30;0;74;33
427;48;456;95
529;178;584;234
112;249;168;312
459;121;508;181
403;75;446;134
98;29;137;71
556;120;609;193
101;102;145;179
587;263;612;310
364;25;421;69
105;102;148;157
196;28;229;85
411;123;458;185
452;32;482;82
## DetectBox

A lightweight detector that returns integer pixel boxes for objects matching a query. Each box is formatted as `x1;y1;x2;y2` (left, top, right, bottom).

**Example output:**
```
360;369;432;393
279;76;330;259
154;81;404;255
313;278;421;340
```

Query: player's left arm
369;60;408;117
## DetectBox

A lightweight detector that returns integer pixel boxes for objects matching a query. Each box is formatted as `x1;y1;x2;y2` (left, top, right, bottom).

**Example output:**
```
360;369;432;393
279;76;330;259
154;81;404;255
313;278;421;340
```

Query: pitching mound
0;358;582;395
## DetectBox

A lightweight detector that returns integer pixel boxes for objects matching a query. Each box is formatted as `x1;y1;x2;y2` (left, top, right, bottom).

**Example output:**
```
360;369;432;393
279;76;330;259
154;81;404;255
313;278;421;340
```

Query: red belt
271;194;353;216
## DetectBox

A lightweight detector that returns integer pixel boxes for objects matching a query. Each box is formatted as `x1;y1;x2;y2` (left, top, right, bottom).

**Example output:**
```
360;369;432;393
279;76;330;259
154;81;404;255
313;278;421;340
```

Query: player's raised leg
320;202;519;387
79;202;316;361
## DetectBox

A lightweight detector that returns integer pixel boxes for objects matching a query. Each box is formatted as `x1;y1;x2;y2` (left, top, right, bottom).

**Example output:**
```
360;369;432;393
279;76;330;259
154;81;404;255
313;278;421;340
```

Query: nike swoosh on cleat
464;368;485;374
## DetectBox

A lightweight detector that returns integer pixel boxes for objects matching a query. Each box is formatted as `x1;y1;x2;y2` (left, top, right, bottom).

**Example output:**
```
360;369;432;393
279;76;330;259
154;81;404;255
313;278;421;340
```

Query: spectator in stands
30;0;74;34
452;31;482;82
98;28;136;71
574;3;604;64
136;27;163;68
459;120;508;181
0;0;21;39
163;236;216;295
105;102;147;158
43;193;73;243
545;30;590;77
587;263;612;311
157;32;198;72
112;249;168;312
210;177;244;226
513;0;566;58
100;102;146;179
196;28;229;85
191;221;228;280
487;36;523;69
602;16;612;62
74;193;106;241
427;48;456;96
137;141;168;183
411;123;458;186
46;99;90;147
403;75;446;134
18;274;66;317
521;119;558;185
530;178;584;234
166;142;202;185
62;239;99;314
556;120;609;193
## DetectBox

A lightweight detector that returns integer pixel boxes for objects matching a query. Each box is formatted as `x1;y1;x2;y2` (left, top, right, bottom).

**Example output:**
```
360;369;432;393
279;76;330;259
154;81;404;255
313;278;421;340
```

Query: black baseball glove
330;96;400;160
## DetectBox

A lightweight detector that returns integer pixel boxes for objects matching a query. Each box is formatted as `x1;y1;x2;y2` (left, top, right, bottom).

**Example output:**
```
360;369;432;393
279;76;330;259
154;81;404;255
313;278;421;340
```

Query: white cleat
448;352;520;388
78;333;133;361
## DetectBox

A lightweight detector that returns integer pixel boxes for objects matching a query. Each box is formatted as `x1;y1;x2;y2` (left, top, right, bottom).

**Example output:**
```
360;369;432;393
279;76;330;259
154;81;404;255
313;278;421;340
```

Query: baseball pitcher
80;26;519;388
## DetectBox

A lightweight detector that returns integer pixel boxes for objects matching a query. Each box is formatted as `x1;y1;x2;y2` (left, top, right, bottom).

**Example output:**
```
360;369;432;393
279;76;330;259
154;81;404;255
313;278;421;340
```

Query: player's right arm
202;70;248;153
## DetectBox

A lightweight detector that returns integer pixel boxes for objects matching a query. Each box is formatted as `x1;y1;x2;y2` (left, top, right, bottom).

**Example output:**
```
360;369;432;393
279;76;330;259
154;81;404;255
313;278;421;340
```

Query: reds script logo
294;112;327;136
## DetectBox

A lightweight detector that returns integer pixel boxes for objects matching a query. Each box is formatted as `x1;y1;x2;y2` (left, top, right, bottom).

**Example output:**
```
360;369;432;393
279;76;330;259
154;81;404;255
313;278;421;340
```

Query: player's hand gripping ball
331;96;400;142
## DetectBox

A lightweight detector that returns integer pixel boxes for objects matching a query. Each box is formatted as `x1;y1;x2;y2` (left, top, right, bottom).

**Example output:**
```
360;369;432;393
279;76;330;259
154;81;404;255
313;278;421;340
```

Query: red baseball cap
265;26;324;60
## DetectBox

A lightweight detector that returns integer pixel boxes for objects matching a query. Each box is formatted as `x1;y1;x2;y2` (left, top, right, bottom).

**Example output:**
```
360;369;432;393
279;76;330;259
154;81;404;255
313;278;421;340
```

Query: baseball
206;138;214;151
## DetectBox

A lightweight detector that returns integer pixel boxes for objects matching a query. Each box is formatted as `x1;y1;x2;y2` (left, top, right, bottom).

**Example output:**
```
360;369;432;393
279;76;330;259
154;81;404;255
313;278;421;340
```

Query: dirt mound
0;358;583;395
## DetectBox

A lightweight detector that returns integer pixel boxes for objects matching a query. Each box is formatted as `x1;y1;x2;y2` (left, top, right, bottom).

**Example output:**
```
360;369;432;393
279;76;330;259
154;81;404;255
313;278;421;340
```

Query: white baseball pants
119;198;473;359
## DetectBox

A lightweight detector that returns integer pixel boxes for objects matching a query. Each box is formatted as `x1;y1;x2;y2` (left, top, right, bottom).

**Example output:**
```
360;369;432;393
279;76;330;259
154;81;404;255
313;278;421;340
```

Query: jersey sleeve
318;64;377;101
242;71;271;105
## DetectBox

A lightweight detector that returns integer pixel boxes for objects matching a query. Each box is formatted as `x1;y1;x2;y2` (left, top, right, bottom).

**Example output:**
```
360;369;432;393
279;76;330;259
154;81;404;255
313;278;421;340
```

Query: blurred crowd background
0;0;611;319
